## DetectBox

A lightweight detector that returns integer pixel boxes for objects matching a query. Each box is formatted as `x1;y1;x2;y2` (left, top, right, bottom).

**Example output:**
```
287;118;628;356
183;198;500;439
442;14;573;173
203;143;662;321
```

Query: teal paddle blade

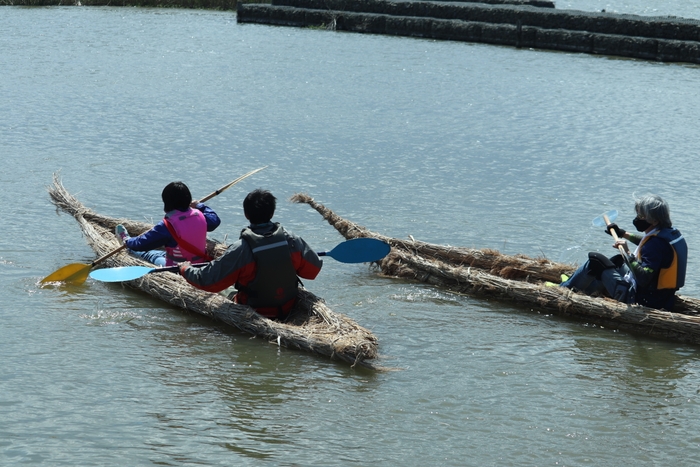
89;266;155;282
320;238;391;263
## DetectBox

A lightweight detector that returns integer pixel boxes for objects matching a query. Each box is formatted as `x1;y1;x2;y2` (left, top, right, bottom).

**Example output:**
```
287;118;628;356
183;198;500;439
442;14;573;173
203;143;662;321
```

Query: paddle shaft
151;264;205;275
603;213;628;257
199;166;267;203
91;244;127;266
603;213;637;278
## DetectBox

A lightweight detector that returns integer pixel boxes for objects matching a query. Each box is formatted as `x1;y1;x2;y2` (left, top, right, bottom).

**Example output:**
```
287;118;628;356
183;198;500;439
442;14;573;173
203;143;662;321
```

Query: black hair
162;181;192;212
243;189;276;224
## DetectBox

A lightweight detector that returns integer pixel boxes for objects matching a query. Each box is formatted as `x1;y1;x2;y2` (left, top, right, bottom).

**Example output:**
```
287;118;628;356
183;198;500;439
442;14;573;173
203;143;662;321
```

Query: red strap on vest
163;219;212;261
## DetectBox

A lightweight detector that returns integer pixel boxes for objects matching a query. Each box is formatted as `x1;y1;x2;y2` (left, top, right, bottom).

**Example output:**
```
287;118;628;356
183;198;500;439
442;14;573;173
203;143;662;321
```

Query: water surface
2;5;700;466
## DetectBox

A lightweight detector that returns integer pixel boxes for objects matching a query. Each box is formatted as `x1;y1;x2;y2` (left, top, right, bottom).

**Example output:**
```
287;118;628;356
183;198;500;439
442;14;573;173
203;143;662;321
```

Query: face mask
633;217;652;232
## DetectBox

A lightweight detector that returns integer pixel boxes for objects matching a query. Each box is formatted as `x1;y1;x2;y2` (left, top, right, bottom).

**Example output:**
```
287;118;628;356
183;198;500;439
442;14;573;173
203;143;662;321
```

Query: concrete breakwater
1;0;552;9
237;0;700;65
1;0;240;7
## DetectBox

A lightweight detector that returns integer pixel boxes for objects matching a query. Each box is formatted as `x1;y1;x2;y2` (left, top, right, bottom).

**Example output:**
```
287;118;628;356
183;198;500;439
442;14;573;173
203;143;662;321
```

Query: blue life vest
638;227;687;290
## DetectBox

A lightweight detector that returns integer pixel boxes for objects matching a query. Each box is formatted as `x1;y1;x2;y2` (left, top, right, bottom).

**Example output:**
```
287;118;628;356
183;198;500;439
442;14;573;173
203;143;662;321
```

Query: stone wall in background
238;0;700;64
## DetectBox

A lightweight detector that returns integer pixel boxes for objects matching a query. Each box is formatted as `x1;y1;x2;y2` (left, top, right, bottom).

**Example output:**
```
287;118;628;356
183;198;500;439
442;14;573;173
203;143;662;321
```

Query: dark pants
560;260;634;303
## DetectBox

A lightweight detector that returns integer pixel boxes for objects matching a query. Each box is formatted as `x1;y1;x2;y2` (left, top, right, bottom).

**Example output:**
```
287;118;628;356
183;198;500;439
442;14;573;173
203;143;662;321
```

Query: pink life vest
163;208;209;266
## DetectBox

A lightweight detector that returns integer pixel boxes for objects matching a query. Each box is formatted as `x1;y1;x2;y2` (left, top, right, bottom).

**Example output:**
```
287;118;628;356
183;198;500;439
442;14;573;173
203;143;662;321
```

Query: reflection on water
573;334;692;401
136;316;384;462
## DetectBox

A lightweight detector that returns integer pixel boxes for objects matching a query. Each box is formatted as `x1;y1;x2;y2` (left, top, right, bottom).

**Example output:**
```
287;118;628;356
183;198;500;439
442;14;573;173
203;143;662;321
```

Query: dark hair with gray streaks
635;194;672;228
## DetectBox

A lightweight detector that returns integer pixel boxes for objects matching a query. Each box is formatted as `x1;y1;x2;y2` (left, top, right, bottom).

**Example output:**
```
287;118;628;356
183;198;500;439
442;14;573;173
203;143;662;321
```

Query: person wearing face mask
559;194;687;311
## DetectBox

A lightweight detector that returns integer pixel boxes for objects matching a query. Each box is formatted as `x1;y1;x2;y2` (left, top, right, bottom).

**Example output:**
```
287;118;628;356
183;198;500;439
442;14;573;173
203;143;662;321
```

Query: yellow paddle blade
40;263;92;285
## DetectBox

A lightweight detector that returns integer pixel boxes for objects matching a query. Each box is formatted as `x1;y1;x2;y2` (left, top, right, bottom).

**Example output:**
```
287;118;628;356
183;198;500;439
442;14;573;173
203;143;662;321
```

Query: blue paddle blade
89;266;155;282
320;238;391;263
592;209;618;227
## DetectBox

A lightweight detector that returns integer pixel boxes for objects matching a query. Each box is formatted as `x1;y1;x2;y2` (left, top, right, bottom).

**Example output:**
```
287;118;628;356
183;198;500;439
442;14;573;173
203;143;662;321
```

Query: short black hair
162;181;192;212
243;189;276;224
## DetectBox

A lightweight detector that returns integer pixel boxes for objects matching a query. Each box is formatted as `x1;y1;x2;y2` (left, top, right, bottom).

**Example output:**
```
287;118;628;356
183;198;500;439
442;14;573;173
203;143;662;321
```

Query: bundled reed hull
48;176;383;370
291;193;700;346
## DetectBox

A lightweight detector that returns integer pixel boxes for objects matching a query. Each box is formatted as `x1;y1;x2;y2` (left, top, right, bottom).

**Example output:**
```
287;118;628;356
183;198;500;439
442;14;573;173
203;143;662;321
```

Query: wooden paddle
603;213;629;257
198;166;267;203
602;213;637;282
89;238;392;283
40;166;268;285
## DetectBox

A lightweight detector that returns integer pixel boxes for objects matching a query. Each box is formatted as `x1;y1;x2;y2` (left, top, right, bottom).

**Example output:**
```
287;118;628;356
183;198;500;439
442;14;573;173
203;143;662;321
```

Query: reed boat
47;176;383;370
291;193;700;346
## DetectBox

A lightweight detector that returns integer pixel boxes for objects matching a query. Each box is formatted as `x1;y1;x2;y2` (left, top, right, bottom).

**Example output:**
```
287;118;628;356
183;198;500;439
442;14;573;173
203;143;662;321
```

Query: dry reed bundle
290;193;574;282
383;248;700;344
49;176;383;370
291;192;700;344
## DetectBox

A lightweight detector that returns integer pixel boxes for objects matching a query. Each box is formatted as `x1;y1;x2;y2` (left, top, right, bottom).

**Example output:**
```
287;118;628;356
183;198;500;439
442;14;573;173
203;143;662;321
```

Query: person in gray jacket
179;189;323;319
